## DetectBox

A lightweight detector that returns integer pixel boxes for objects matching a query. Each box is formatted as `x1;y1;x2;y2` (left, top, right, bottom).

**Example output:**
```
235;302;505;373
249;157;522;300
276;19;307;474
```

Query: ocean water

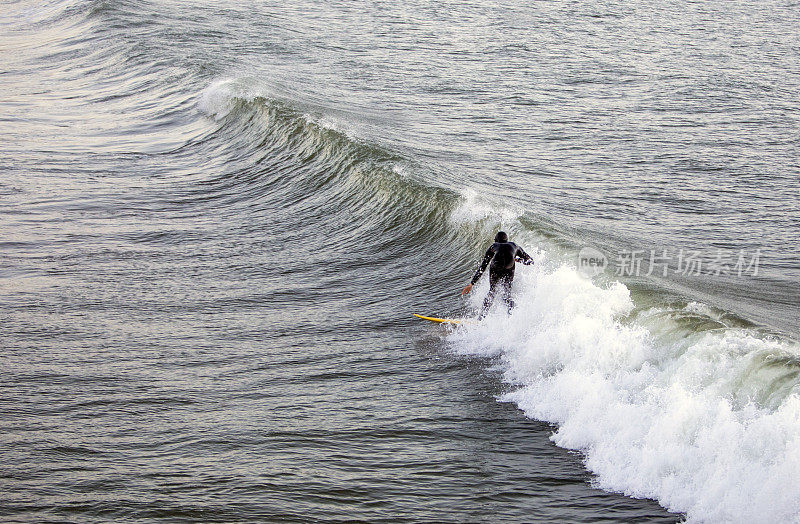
2;0;799;522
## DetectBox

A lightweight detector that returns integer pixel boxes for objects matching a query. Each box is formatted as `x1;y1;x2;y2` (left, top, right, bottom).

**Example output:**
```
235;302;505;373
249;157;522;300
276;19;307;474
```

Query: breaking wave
449;233;800;523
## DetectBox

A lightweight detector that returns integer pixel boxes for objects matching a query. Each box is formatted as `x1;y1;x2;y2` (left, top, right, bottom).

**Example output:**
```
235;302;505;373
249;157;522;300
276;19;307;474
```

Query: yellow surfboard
413;314;467;325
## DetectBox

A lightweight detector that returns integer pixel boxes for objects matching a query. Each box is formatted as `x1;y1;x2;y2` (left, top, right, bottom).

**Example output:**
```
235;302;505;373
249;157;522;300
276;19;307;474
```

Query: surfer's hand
523;259;533;266
461;284;473;295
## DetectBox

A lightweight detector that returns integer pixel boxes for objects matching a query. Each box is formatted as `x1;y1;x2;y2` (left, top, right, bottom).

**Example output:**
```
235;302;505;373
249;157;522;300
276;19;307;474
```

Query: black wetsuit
471;241;532;317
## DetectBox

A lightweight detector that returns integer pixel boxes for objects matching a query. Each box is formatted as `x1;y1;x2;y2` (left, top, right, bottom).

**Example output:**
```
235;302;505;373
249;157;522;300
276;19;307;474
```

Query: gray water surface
3;0;799;521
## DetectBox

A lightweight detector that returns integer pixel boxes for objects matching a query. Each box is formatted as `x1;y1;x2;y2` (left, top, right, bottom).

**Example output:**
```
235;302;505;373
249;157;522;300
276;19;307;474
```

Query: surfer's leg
501;271;515;314
479;289;494;320
478;272;500;320
503;281;514;313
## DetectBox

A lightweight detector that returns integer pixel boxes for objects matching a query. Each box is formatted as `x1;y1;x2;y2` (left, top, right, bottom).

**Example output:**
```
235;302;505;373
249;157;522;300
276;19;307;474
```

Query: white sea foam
303;113;355;138
449;188;524;227
449;248;800;523
197;78;247;120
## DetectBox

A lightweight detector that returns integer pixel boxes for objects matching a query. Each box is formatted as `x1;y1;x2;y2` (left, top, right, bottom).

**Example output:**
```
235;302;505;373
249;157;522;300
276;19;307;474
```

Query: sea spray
448;249;800;522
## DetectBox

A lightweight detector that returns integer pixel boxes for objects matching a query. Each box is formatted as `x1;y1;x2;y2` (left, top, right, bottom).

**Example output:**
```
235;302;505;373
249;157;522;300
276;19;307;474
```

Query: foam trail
449;246;800;523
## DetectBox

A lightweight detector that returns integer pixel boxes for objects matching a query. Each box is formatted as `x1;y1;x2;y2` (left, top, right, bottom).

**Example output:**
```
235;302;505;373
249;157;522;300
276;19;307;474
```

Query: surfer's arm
462;248;494;295
470;248;494;285
516;246;533;265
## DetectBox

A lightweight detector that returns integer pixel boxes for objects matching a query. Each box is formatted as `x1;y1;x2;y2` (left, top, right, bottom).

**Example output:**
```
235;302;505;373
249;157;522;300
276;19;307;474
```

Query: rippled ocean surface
2;0;799;522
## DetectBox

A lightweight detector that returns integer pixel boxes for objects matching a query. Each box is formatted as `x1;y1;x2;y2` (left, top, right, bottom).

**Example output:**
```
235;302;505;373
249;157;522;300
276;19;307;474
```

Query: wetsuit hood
494;231;508;243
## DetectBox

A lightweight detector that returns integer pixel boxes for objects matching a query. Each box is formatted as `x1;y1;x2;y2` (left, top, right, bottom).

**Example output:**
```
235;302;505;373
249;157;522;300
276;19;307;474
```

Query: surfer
462;231;533;318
